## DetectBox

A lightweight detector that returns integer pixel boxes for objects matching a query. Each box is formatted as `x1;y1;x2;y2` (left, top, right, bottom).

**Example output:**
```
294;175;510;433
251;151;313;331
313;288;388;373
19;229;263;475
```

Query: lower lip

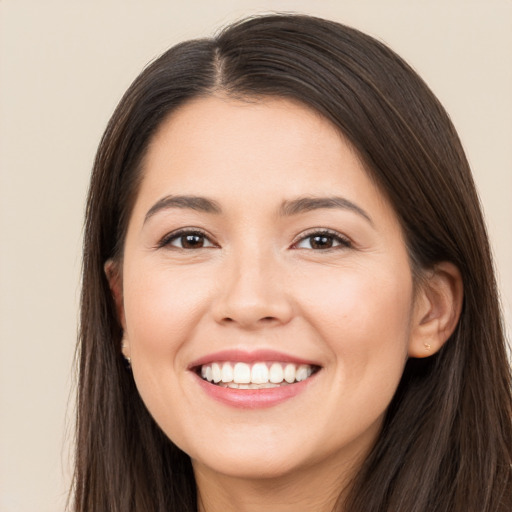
193;372;317;409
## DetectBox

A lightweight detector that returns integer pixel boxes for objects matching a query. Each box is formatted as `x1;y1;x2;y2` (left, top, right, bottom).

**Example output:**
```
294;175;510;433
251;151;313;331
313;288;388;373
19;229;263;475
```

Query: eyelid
156;227;351;250
156;227;218;249
291;228;353;250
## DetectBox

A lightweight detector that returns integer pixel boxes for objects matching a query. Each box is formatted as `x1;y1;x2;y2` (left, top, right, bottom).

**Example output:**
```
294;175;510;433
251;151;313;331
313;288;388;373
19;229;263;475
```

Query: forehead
145;94;348;169
130;94;395;226
143;96;365;186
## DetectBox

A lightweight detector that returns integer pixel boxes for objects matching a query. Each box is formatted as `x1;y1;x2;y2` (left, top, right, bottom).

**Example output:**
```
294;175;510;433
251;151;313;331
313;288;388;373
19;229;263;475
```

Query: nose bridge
213;240;292;328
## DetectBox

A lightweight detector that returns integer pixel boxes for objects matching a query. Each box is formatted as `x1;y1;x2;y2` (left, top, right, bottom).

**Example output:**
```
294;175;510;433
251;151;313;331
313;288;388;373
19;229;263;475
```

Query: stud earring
121;337;131;368
424;343;431;351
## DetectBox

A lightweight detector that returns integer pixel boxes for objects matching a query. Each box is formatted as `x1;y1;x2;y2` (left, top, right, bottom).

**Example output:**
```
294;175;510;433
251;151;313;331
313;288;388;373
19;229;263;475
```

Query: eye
293;230;352;250
159;229;216;249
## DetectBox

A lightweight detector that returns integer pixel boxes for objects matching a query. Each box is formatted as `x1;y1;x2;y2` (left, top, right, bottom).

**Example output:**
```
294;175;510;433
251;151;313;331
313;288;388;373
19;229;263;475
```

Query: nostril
221;315;277;326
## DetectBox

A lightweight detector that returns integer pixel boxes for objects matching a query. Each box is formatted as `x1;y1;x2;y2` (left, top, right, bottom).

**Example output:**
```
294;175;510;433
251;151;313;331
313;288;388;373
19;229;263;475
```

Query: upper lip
188;349;322;370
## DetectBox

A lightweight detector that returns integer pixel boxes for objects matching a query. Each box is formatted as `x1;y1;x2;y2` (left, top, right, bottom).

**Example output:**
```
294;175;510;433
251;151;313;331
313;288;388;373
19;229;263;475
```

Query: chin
192;449;306;481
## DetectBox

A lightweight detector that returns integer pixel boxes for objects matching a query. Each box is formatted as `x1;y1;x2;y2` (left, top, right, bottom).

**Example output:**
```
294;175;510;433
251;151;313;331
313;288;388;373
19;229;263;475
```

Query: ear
408;262;463;358
104;259;126;331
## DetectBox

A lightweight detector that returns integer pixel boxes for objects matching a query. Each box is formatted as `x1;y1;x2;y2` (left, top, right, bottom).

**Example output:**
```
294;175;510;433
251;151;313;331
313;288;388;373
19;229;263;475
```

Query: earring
424;343;431;351
121;337;131;368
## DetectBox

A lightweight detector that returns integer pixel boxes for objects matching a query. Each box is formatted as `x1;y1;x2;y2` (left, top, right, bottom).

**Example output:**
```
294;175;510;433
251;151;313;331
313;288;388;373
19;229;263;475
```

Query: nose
211;248;294;329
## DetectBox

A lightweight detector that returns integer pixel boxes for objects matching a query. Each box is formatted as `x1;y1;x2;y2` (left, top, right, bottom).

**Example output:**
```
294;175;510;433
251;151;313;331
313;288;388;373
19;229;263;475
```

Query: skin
108;95;462;512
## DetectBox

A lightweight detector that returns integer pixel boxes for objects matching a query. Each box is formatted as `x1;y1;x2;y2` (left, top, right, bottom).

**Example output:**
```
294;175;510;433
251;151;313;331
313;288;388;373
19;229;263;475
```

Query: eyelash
157;228;352;251
157;228;217;250
292;229;352;251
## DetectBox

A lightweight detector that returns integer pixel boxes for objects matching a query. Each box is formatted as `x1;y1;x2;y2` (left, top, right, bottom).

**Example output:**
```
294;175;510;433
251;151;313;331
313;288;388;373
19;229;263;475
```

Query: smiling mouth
196;361;320;389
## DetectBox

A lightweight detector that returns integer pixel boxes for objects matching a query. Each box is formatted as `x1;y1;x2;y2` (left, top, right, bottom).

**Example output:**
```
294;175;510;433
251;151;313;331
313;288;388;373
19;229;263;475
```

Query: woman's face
116;95;425;483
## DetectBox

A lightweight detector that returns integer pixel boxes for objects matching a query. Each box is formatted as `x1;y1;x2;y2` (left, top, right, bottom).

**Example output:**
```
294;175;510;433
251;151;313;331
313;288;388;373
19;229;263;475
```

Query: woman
73;13;512;512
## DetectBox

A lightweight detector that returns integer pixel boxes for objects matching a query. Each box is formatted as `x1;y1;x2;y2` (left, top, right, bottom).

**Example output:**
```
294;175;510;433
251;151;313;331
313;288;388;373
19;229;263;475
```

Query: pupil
311;235;332;249
182;234;203;248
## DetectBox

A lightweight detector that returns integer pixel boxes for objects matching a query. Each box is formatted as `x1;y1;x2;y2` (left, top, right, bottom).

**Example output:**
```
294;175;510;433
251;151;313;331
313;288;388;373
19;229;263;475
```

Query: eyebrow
144;194;373;225
279;196;373;225
144;195;222;223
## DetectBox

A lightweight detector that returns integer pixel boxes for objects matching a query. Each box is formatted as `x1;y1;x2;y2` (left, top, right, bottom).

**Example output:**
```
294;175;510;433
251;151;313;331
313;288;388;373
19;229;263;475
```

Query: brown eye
180;234;206;248
309;235;334;249
162;230;215;249
294;231;351;250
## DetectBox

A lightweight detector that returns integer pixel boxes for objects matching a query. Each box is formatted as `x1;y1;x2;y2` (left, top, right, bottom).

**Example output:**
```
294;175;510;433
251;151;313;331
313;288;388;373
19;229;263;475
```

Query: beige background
0;1;510;511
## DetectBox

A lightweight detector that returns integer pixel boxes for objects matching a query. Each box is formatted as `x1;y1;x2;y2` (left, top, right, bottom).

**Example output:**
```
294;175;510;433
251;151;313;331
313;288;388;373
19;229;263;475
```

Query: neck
194;450;361;512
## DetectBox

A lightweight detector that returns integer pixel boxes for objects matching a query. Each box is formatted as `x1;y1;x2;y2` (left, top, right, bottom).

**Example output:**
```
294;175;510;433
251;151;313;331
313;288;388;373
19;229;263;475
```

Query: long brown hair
73;13;512;511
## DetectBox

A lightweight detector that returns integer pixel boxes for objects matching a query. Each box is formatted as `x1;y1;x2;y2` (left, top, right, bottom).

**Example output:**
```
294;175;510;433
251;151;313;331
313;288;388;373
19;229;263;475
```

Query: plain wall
1;1;510;511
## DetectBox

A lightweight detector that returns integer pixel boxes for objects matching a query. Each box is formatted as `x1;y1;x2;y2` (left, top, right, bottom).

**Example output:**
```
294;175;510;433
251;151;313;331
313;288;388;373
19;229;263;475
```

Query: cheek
297;263;413;389
121;263;215;443
123;263;212;364
302;261;413;331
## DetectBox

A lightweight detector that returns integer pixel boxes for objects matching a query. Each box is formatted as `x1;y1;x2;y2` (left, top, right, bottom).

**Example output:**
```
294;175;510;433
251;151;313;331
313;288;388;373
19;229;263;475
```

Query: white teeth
251;363;269;384
296;364;312;382
199;361;317;386
233;362;251;384
269;363;284;383
211;363;222;383
284;363;296;383
221;382;281;389
221;362;233;383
